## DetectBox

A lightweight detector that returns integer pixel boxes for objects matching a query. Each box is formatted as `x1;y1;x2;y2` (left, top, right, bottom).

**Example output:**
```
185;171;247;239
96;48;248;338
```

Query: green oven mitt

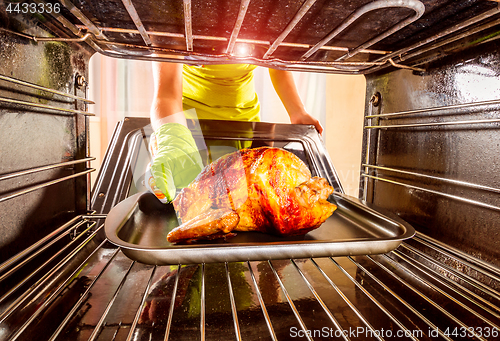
148;123;203;202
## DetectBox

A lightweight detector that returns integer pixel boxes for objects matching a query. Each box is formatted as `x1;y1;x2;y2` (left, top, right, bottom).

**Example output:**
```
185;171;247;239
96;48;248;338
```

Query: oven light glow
0;328;8;340
233;44;252;57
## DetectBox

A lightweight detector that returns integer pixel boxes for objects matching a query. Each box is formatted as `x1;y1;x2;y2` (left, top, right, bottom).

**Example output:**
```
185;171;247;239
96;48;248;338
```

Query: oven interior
1;0;500;340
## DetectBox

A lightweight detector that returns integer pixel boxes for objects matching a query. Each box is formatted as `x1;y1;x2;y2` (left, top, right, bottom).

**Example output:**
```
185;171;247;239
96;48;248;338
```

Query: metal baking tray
104;190;415;265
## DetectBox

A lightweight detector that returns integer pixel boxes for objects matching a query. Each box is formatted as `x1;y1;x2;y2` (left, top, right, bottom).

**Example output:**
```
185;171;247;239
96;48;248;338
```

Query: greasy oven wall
0;27;93;264
362;40;500;267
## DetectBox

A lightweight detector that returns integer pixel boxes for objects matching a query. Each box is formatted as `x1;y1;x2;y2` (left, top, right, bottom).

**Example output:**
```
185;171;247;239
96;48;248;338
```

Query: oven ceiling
5;0;500;73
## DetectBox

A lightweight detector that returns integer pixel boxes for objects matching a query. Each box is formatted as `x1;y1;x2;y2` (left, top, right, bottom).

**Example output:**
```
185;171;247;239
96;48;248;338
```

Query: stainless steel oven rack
4;0;500;74
0;214;106;339
1;224;500;340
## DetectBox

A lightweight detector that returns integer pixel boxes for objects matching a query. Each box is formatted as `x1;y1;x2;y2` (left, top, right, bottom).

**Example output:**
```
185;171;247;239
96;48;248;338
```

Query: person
147;62;323;202
143;63;318;323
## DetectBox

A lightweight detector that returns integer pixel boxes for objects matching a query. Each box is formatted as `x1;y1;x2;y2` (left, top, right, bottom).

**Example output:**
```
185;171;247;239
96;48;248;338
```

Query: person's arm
146;62;203;203
150;62;186;130
268;68;323;134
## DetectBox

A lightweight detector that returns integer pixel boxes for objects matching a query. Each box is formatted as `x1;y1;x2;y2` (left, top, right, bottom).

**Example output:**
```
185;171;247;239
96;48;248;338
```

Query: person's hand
147;123;203;202
289;110;324;134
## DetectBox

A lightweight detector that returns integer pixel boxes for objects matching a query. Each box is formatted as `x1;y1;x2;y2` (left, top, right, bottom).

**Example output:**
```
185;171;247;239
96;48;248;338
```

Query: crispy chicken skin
169;147;336;243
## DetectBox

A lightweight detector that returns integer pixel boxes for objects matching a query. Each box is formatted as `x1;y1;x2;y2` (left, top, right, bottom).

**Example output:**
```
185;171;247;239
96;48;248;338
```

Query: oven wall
362;40;500;267
0;26;92;263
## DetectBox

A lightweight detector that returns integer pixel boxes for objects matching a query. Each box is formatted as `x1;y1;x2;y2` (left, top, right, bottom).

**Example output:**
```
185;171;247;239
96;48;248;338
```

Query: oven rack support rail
0;74;94;117
361;96;500;210
0;73;95;212
3;0;500;74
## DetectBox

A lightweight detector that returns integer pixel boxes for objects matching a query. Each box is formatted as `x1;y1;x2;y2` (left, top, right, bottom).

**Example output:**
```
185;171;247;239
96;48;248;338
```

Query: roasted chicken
168;147;336;243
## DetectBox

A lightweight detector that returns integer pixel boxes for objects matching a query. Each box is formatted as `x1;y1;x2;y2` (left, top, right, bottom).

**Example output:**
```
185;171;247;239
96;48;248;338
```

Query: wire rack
0;218;499;340
3;0;500;73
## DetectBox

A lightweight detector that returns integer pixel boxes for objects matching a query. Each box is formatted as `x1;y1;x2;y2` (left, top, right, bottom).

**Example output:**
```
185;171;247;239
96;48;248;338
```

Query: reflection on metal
290;260;349;341
363;95;377;202
183;0;193;51
363;164;500;194
398;244;500;308
0;97;94;116
0;215;81;276
366;98;500;118
262;0;317;59
33;32;92;43
90;39;387;63
3;231;500;339
387;58;425;72
400;243;500;306
400;16;500;69
121;0;152;46
88;44;421;73
48;247;121;341
268;261;313;341
0;74;93;103
365;118;500;129
347;256;450;340
15;0;498;73
15;8;438;73
0;219;88;283
125;269;158;341
30;0;104;54
75;25;391;55
361;174;500;212
247;261;277;340
164;265;181;340
44;0;428;71
0;158;95;182
391;249;500;324
74;39;407;74
5;226;101;341
0;222;99;323
300;0;425;61
311;258;383;341
200;263;206;340
226;0;251;54
372;254;489;340
330;257;419;341
282;43;388;54
337;0;425;62
58;0;107;40
82;214;108;219
371;6;500;67
225;262;242;340
53;0;150;56
0;169;95;203
105;190;413;264
87;261;136;341
0;27;92;44
413;233;500;284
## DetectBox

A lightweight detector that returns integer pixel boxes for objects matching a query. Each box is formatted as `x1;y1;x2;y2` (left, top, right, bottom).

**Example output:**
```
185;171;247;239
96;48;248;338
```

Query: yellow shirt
182;64;260;122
